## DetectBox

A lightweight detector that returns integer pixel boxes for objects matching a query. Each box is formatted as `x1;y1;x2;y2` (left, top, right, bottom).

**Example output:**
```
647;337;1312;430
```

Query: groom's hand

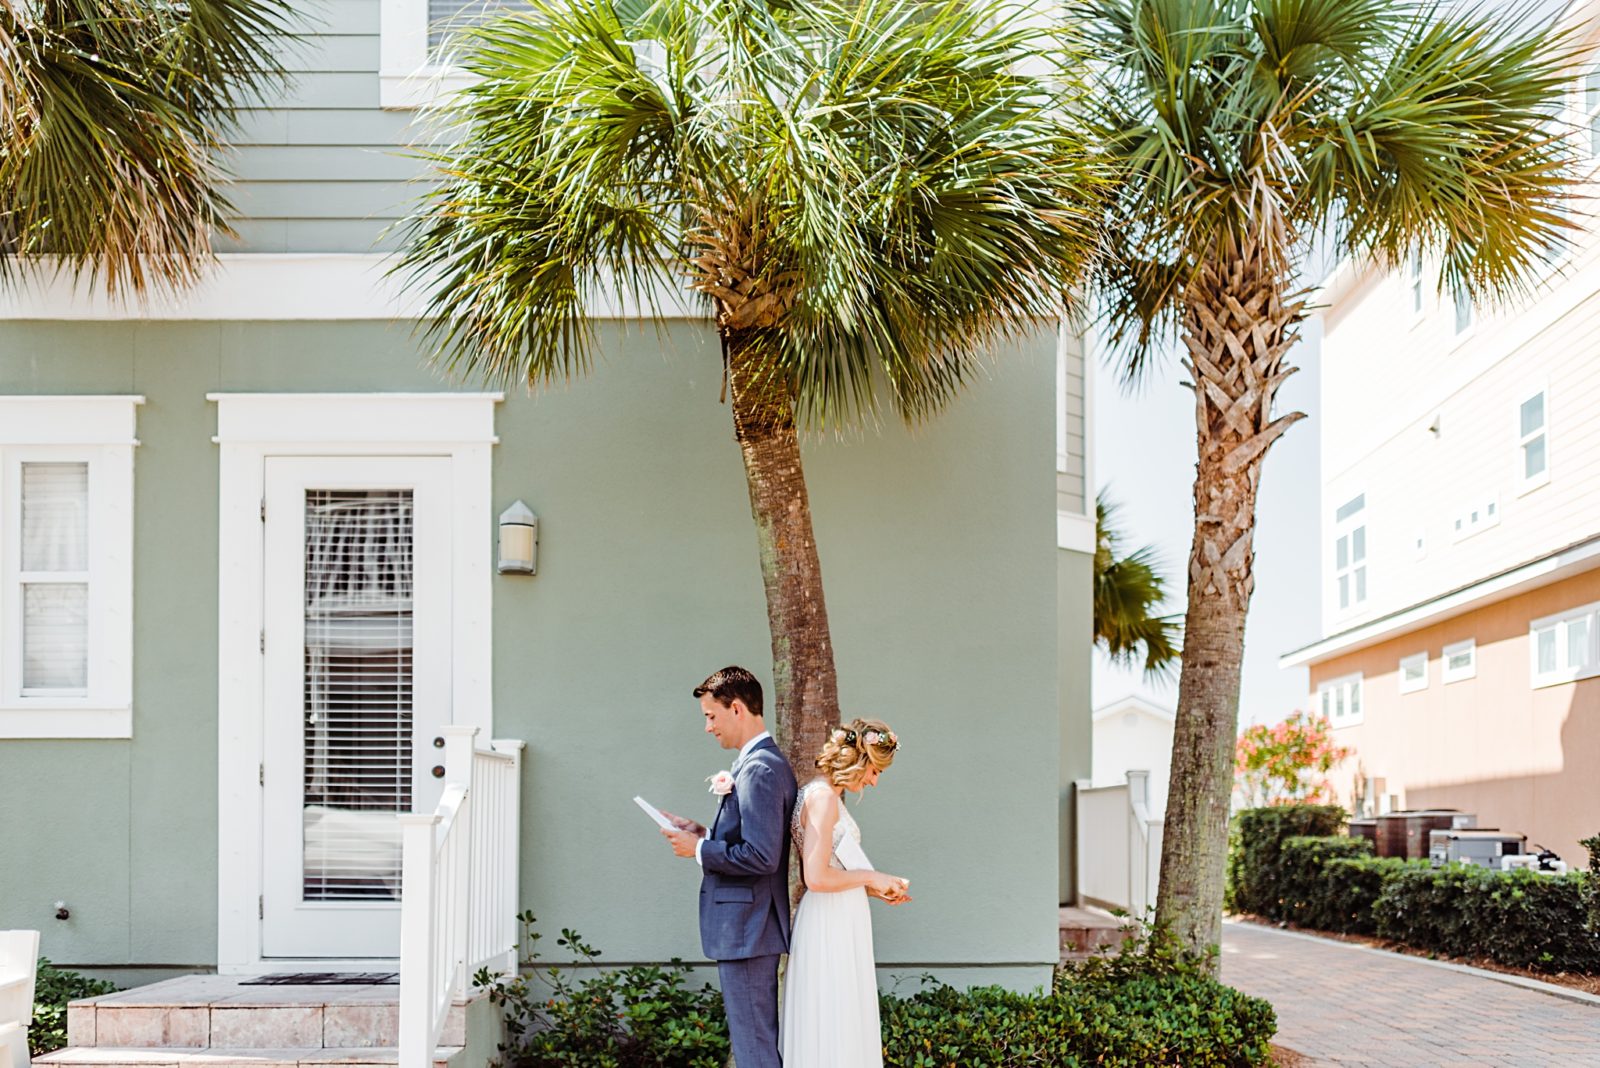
658;809;706;838
661;826;700;858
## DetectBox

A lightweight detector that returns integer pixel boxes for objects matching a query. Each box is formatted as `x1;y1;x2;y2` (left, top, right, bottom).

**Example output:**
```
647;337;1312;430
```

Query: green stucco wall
1057;547;1093;903
1;319;1066;985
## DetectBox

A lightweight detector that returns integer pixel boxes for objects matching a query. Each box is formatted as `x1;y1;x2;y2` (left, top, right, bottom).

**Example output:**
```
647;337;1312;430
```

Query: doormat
240;972;398;986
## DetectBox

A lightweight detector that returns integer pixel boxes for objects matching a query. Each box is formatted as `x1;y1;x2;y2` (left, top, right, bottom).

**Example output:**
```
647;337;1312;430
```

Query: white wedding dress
781;780;883;1068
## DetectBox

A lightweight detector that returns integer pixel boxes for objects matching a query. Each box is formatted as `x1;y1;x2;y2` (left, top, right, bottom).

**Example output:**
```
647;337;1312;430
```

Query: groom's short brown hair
694;666;764;718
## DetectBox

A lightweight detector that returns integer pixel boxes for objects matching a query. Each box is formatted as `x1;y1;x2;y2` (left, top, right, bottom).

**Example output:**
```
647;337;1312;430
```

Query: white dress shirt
696;730;771;867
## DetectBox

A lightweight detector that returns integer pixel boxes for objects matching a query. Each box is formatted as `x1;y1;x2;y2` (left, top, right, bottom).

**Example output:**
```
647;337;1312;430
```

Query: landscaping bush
1274;836;1370;930
882;929;1275;1067
1373;864;1600;974
480;915;730;1068
1581;834;1600;931
31;959;118;1056
486;916;1277;1067
1318;855;1427;936
1225;805;1346;917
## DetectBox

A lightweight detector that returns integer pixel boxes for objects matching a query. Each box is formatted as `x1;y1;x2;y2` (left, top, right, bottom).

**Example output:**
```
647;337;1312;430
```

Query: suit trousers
718;954;781;1068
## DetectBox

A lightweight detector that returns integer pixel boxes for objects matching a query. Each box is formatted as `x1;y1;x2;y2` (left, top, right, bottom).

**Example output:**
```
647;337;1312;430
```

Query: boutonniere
707;770;735;796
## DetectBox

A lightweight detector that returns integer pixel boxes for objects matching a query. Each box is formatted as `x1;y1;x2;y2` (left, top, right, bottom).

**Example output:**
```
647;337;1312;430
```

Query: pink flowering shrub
1234;711;1351;808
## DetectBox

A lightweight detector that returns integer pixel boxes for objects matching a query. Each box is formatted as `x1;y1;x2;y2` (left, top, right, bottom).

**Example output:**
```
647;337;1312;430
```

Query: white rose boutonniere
707;770;735;796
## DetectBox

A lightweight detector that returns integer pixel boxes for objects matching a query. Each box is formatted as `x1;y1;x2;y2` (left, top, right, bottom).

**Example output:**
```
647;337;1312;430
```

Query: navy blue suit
699;735;797;1067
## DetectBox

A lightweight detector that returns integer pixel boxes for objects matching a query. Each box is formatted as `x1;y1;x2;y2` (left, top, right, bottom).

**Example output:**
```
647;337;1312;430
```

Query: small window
1453;289;1473;334
1333;493;1367;612
1399;653;1428;695
1531;603;1600;687
1451;496;1500;543
1517;388;1549;494
1407;251;1424;316
1442;640;1476;684
1319;674;1365;728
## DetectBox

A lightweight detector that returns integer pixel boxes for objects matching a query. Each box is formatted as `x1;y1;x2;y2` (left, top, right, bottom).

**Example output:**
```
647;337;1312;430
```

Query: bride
781;718;909;1068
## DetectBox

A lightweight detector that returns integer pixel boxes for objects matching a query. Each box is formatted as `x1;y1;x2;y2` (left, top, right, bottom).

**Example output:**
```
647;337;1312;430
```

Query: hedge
1225;805;1345;917
1272;836;1431;934
878;931;1275;1068
1373;864;1600;974
1229;808;1600;975
485;917;1277;1068
881;973;1275;1068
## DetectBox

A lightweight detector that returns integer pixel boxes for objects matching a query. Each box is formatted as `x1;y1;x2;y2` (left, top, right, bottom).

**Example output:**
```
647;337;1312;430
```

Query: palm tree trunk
723;333;840;779
1155;233;1307;969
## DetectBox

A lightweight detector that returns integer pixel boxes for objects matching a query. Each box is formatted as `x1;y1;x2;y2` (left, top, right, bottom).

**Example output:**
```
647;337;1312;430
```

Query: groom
660;666;798;1068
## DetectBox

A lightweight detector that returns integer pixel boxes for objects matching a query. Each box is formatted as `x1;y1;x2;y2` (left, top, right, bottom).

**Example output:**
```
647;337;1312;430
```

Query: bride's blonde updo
814;718;899;787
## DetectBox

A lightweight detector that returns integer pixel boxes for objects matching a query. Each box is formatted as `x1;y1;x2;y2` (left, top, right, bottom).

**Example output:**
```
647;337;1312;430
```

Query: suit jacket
698;735;798;961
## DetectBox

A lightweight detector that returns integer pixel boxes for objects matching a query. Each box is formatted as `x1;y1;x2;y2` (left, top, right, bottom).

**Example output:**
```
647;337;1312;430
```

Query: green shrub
479;914;730;1068
1318;855;1426;936
1274;835;1372;929
30;959;118;1056
1373;865;1600;974
1226;805;1346;917
1581;834;1600;931
879;927;1275;1067
485;916;1276;1067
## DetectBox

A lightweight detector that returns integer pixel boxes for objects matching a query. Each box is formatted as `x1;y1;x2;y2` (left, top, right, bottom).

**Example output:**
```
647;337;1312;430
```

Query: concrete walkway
1220;921;1600;1067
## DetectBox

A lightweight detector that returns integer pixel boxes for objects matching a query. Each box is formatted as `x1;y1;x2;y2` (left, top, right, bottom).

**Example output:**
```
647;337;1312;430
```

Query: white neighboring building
1091;695;1174;807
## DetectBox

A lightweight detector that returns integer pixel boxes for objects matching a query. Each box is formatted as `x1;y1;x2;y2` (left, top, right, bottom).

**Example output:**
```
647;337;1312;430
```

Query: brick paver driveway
1220;921;1600;1066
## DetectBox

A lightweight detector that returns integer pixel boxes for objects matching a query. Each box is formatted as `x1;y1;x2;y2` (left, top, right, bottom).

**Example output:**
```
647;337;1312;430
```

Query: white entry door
261;457;452;959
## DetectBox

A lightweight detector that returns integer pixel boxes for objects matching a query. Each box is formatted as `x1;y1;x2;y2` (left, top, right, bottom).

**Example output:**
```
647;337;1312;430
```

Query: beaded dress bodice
790;779;860;871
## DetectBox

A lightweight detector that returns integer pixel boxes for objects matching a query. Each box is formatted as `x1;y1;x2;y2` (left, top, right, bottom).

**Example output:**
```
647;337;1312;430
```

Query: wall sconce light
498;500;538;575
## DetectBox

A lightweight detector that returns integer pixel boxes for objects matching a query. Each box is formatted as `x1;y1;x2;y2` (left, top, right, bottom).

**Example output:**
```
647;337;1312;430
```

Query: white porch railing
1075;770;1163;918
399;727;524;1068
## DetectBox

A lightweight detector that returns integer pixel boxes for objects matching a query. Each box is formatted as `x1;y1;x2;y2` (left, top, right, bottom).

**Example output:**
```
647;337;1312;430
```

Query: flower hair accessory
834;726;900;752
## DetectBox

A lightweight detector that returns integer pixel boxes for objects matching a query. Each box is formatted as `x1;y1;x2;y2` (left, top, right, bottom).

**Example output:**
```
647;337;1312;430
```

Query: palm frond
1094;490;1183;678
1078;0;1579;373
0;0;295;296
398;0;1106;426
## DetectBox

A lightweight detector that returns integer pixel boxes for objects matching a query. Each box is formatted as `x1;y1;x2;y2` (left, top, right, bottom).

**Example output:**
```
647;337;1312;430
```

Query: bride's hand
867;872;910;900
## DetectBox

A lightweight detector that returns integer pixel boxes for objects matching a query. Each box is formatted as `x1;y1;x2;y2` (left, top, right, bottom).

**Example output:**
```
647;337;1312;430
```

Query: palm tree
0;0;293;296
1075;0;1575;965
1094;489;1180;677
397;0;1103;774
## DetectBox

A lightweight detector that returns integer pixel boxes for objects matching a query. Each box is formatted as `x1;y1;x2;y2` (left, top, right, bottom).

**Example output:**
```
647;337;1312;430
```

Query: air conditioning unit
1428;829;1525;869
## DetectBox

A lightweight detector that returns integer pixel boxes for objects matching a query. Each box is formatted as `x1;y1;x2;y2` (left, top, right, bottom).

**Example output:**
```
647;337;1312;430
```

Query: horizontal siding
285;0;380;37
218;0;438;251
1057;333;1087;516
1318;181;1600;634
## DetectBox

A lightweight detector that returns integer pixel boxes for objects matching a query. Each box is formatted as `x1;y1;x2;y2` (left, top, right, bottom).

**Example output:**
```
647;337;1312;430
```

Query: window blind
302;490;415;902
21;463;89;692
429;0;518;50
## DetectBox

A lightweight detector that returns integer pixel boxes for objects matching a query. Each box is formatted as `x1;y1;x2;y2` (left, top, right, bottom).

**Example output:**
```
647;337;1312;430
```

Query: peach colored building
1280;2;1600;867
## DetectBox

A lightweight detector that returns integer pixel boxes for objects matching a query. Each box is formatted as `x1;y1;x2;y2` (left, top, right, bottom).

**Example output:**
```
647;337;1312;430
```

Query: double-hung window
1531;603;1599;687
1407;251;1424;318
1319;674;1364;728
0;397;140;738
1516;387;1550;495
1333;493;1367;613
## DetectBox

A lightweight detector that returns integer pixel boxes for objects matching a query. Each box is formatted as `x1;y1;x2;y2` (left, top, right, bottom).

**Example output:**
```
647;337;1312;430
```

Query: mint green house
0;0;1094;1059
